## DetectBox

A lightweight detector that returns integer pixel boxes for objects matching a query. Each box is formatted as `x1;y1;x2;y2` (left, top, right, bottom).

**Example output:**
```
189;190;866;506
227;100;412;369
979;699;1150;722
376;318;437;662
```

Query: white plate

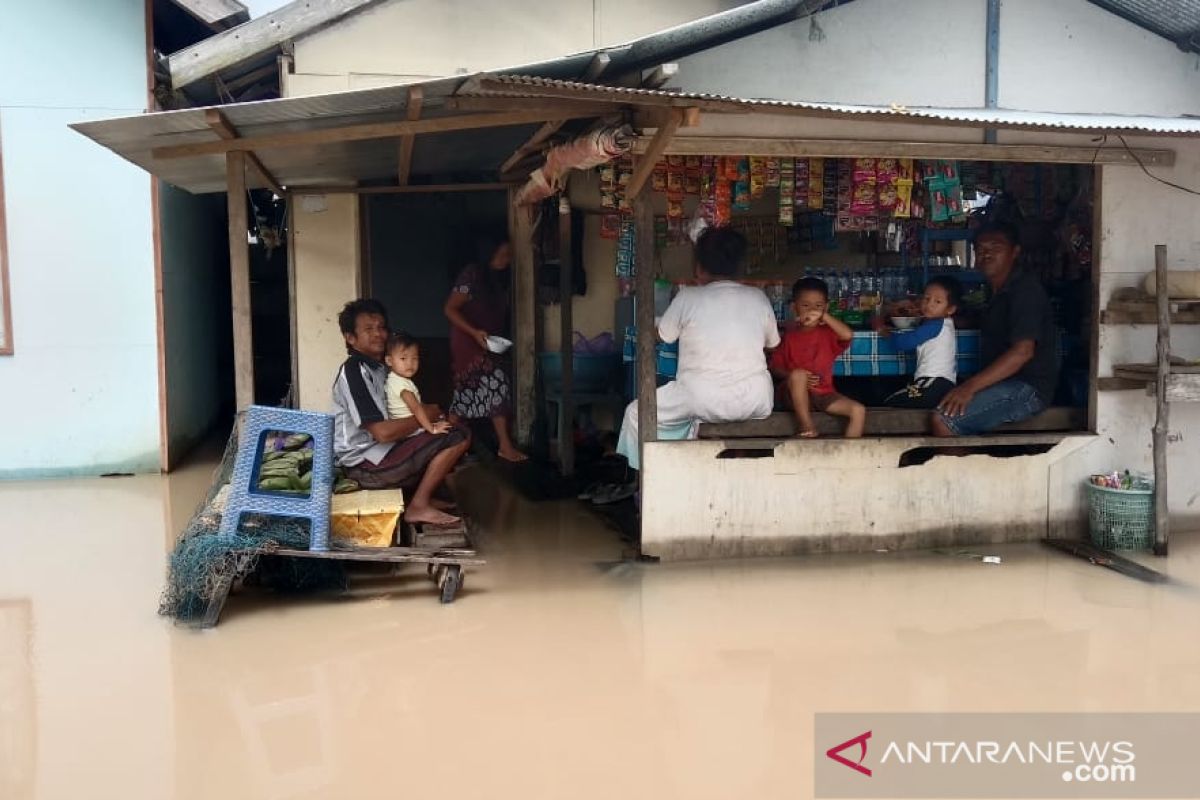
485;335;513;353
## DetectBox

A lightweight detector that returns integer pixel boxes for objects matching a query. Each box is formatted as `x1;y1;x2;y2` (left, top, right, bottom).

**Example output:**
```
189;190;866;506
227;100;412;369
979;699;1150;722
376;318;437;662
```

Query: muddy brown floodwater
2;451;1199;800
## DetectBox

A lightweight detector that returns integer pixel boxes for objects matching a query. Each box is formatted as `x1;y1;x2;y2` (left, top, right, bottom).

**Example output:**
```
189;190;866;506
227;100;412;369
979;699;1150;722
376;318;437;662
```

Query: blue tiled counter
833;330;980;377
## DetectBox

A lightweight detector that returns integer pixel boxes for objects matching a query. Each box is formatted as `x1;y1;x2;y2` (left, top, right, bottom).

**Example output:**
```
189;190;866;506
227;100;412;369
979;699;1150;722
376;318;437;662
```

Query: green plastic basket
1086;482;1154;550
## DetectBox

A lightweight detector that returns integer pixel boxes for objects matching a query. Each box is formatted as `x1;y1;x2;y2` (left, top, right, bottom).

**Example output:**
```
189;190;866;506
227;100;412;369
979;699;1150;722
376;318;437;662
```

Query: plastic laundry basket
1086;482;1155;551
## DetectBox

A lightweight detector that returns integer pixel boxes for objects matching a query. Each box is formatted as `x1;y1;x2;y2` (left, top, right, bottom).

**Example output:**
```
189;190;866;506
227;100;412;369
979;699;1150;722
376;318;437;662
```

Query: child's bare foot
795;429;819;439
404;504;461;526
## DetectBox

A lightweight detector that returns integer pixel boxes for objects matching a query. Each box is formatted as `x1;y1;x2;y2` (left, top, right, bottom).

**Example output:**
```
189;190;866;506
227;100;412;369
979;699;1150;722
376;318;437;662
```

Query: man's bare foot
795;429;819;439
497;447;528;463
404;505;461;526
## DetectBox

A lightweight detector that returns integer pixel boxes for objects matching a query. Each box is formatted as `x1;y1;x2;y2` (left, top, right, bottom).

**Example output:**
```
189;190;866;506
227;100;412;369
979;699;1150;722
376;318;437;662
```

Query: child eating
878;276;961;409
384;333;452;436
770;277;865;438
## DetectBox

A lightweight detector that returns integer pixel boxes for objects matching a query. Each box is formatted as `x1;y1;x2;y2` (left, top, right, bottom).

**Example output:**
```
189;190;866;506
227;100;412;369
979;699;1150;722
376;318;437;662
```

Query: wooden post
508;189;536;448
633;195;657;478
557;194;575;476
226;151;255;410
1153;243;1170;556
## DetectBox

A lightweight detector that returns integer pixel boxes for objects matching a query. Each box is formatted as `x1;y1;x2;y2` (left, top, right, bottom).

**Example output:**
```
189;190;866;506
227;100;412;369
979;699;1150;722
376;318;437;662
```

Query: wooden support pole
500;120;566;175
508;188;537;449
397;86;423;186
1153;243;1170;556
226;151;255;410
626;109;684;199
205;109;284;195
633;194;657;482
557;193;575;476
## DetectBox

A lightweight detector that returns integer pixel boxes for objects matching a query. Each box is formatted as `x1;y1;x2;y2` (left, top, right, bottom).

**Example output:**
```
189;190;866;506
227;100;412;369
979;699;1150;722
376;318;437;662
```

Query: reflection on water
1;455;1199;799
0;599;34;800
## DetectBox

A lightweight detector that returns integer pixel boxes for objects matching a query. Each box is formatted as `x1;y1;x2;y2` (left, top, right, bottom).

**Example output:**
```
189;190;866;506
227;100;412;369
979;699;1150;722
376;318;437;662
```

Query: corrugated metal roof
1088;0;1200;52
70;71;1200;194
474;75;1200;135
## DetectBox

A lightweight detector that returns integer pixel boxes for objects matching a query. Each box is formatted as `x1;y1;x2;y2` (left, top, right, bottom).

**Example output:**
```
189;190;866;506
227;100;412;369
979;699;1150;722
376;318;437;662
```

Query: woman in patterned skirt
443;236;528;462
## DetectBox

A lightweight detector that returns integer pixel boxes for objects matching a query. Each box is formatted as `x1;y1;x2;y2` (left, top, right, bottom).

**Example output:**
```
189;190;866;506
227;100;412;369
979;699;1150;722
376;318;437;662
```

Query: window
0;117;10;355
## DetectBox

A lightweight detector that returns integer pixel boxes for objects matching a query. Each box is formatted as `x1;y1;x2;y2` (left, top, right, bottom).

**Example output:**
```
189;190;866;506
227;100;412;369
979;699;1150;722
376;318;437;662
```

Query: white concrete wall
676;0;1200;115
293;194;361;411
285;0;746;96
0;0;159;477
677;0;987;106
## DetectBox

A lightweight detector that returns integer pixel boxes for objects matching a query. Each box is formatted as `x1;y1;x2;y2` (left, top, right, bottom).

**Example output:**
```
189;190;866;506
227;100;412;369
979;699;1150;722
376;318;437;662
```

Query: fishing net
159;421;352;622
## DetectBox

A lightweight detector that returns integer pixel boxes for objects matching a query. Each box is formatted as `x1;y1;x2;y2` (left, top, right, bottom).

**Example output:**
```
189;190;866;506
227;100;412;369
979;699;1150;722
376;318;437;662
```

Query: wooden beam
1153;243;1170;556
221;63;279;95
204;108;239;140
500;120;566;174
204;109;285;196
226;151;255;410
557;193;575;476
297;182;514;195
168;0;379;89
631;136;1176;166
397;86;423;186
626;110;683;198
642;63;679;89
582;51;612;81
508;188;537;449
633;194;657;493
154;108;595;159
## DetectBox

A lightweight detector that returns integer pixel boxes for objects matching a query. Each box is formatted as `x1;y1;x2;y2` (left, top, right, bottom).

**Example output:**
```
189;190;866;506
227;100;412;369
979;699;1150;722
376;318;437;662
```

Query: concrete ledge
640;434;1097;560
698;406;1085;439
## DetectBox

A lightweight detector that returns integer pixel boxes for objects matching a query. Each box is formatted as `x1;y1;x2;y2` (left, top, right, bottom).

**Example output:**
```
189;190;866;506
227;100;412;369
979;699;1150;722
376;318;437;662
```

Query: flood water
2;451;1199;800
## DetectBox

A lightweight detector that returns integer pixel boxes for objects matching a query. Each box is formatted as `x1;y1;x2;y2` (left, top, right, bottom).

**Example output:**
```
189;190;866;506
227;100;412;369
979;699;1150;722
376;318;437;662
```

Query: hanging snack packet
734;179;752;212
938;160;959;181
749;157;766;199
667;167;685;194
853;157;877;182
667;192;685;220
600;213;621;240
723;156;741;181
897;158;915;183
684;170;701;195
651;161;668;193
715;179;733;226
779;158;795;226
921;160;938;182
837;158;853;213
946;180;965;220
765;157;781;188
893;181;913;218
685;155;701;170
808;157;825;209
850;173;877;215
600;164;616;190
929;177;951;223
823;159;838;215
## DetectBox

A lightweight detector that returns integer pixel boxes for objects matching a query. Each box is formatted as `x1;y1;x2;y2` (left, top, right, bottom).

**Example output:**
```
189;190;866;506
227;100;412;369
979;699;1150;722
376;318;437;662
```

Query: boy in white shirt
384;333;452;436
878;276;962;409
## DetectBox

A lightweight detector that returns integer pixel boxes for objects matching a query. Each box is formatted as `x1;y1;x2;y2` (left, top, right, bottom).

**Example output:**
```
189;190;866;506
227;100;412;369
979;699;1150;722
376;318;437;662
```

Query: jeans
937;378;1046;436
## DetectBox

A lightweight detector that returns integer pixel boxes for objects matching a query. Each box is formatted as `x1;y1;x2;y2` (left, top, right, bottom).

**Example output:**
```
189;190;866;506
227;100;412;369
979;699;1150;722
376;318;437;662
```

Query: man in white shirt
616;228;781;470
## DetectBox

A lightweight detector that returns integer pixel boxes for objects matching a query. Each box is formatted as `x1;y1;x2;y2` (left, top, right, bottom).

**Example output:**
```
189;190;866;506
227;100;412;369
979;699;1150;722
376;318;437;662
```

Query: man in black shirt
933;222;1059;436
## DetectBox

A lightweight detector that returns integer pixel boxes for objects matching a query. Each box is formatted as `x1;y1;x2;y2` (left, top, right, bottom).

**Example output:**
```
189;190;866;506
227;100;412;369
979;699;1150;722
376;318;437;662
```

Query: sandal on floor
591;482;637;505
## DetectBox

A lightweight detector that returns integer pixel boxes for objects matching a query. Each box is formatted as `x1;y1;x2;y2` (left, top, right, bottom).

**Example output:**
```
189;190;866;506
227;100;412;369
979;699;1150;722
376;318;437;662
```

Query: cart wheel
439;565;462;604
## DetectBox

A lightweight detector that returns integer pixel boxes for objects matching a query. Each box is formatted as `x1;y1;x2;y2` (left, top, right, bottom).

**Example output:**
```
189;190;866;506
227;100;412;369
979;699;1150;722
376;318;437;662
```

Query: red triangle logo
826;730;872;777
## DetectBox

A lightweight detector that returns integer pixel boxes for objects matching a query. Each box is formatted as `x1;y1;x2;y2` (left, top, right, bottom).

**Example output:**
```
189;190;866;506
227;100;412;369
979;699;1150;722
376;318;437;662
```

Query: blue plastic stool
218;405;336;552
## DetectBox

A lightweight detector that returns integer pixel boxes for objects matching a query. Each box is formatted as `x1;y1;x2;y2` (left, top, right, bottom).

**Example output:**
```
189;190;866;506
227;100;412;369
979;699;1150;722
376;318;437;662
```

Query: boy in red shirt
769;277;866;438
